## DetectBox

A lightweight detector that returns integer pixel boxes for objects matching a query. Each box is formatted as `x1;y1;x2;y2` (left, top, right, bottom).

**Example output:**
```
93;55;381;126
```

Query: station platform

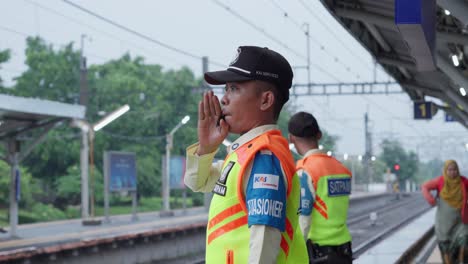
427;246;442;264
355;207;436;264
0;207;207;252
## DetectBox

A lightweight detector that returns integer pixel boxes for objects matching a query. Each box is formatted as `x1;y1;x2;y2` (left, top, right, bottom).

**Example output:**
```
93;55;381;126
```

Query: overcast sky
1;0;467;167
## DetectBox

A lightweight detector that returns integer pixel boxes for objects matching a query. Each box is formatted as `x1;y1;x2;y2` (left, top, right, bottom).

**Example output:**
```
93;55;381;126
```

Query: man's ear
316;131;322;141
259;91;274;111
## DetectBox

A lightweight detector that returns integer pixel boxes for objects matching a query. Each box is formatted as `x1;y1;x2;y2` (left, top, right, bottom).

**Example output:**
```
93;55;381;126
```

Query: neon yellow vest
297;153;352;246
206;130;308;264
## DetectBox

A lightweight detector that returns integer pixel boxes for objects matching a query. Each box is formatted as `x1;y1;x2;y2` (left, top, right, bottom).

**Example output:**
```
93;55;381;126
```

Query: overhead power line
0;25;28;37
61;0;225;68
270;0;369;79
298;0;373;72
359;95;430;139
211;0;305;60
23;0;188;67
0;25;116;63
211;0;342;82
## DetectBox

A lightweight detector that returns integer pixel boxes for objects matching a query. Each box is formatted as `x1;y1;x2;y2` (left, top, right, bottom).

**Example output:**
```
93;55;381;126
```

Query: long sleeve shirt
421;177;439;206
184;125;288;264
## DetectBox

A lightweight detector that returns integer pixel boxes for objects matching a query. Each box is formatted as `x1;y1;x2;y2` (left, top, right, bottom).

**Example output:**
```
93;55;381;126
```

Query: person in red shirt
421;160;468;264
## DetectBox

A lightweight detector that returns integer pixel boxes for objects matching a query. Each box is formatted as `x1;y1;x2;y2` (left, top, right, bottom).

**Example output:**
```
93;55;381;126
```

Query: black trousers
307;240;353;264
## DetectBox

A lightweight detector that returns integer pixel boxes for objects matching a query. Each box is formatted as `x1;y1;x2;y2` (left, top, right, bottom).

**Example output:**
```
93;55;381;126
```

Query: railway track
351;193;431;257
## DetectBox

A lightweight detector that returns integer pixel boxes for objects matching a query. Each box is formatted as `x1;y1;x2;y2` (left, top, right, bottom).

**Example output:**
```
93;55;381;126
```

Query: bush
18;210;38;224
65;206;80;218
55;165;81;206
55;165;104;209
0;161;40;209
139;196;162;211
192;193;204;206
30;203;66;222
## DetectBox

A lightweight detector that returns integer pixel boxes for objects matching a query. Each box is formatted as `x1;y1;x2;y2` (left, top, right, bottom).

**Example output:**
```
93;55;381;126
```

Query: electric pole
202;56;212;211
364;112;373;189
79;34;89;221
304;23;311;93
79;34;89;106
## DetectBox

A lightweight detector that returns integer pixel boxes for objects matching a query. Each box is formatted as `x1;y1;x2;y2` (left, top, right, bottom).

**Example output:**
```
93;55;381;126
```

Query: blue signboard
445;113;455;122
395;0;436;71
169;156;186;189
414;101;436;119
108;152;137;191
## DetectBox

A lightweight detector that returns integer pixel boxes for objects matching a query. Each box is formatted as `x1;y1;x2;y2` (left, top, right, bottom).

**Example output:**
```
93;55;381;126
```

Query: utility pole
202;56;209;90
79;34;89;220
163;133;172;212
8;140;19;237
304;23;311;93
373;59;377;83
202;56;212;212
79;34;89;106
364;112;373;190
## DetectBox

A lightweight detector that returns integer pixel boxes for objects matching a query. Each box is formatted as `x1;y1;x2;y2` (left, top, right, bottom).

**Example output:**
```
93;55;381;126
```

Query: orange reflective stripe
314;195;328;218
208;204;243;229
226;249;234;264
208;215;248;244
280;235;290;256
313;202;328;219
285;218;294;240
281;219;294;257
315;195;327;211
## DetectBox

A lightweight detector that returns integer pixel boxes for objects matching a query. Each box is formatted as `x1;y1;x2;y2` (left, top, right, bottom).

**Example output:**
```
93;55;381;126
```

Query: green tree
55;165;82;207
320;131;338;152
87;54;200;197
378;139;419;188
6;37;203;201
0;49;11;88
370;159;389;183
12;37;80;102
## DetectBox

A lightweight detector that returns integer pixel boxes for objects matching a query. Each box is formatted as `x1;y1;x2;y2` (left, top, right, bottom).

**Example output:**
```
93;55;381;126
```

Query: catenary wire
61;0;225;68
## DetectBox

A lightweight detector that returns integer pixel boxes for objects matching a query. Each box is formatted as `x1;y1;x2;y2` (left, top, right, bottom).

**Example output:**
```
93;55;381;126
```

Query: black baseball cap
288;111;321;138
204;46;293;102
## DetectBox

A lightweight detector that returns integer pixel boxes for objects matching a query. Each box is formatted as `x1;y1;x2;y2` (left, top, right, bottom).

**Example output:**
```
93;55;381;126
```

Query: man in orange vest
288;111;353;264
184;46;307;263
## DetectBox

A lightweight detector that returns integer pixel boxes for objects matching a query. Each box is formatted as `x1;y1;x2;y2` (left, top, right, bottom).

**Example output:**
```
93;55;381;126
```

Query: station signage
445;113;456;122
414;101;437;120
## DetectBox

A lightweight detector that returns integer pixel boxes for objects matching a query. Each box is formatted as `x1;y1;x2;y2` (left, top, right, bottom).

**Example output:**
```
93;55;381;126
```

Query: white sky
0;0;467;165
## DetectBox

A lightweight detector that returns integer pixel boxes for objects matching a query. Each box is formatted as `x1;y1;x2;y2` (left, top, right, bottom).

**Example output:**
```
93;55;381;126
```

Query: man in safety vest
288;111;353;264
184;46;308;264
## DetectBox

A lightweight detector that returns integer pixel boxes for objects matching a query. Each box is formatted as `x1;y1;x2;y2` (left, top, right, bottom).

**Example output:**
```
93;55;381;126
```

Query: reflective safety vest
297;153;352;246
206;130;308;264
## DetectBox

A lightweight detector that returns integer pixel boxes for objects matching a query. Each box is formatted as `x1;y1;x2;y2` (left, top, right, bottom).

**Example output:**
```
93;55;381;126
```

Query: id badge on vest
213;161;235;196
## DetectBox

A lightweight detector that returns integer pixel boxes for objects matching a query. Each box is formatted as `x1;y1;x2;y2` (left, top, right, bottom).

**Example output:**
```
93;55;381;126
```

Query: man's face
221;81;264;134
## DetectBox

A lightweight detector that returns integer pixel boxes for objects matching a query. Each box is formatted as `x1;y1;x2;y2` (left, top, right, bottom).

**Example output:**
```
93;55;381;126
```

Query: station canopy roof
0;94;86;141
320;0;468;128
